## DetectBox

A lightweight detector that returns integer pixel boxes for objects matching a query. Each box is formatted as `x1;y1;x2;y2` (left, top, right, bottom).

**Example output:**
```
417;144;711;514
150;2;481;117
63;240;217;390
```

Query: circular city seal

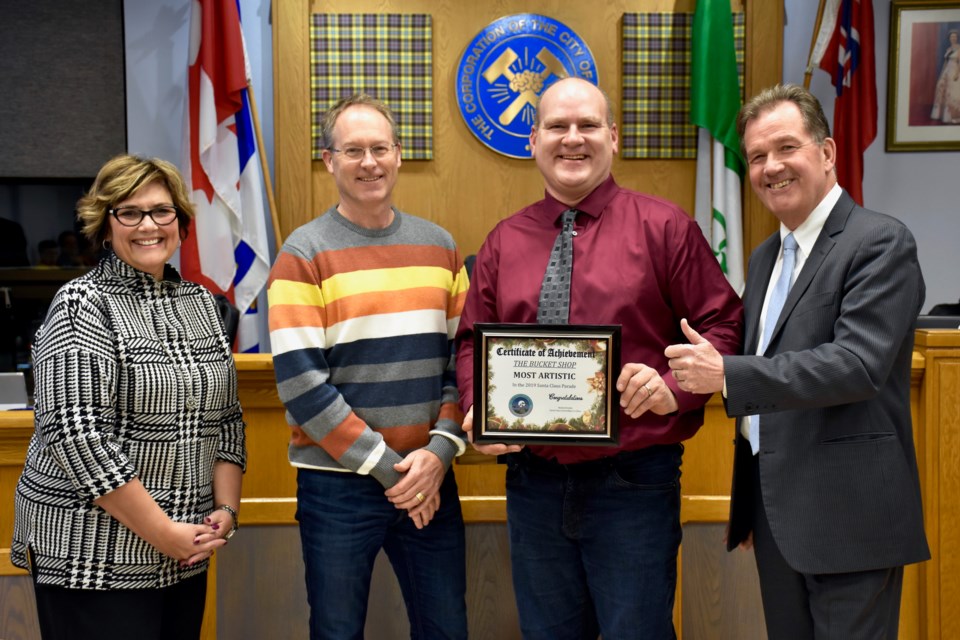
455;14;599;158
508;394;534;417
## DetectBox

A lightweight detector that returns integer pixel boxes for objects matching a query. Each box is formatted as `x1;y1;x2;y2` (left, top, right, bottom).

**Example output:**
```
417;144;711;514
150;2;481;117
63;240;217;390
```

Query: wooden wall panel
274;0;312;245
679;403;737;496
742;0;784;254
0;576;40;639
937;360;960;638
681;523;766;639
275;0;779;269
915;331;960;639
234;358;296;504
215;522;521;639
0;413;33;577
216;526;309;639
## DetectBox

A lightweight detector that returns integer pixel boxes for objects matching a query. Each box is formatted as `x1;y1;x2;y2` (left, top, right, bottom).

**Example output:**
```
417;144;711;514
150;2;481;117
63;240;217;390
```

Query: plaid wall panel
311;14;433;160
621;12;744;159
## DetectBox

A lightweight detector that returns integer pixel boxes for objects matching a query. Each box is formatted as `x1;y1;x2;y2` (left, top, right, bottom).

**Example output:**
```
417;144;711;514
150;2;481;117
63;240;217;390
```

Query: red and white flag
181;0;270;352
811;0;877;205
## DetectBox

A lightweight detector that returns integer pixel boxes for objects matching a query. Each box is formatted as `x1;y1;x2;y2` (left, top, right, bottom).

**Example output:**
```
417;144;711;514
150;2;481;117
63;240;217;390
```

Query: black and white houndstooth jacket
11;253;246;590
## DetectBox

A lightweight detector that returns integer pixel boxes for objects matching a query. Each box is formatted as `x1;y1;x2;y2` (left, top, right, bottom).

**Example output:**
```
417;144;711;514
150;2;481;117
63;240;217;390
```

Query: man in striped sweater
268;94;469;639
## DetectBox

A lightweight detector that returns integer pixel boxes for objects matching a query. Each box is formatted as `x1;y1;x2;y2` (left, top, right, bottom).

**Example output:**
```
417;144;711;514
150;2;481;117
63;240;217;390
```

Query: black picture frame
473;323;621;445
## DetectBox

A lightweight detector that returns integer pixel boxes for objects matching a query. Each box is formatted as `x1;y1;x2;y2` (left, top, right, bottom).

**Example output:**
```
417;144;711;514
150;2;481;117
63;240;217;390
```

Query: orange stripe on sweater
374;423;433;452
269;252;317;286
448;289;467;320
317;244;457;274
438;402;464;426
323;287;451;326
319;413;369;459
289;421;435;456
269;303;325;331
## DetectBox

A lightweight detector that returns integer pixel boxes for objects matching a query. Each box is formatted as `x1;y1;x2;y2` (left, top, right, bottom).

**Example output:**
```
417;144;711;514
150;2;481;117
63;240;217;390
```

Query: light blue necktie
748;233;798;454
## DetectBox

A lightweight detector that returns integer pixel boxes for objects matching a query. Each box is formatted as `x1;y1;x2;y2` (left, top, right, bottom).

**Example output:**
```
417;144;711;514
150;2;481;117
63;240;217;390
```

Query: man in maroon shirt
454;77;742;639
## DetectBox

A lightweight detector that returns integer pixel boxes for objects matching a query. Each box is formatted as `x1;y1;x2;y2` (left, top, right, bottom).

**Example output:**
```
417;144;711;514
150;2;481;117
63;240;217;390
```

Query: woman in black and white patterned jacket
11;155;246;640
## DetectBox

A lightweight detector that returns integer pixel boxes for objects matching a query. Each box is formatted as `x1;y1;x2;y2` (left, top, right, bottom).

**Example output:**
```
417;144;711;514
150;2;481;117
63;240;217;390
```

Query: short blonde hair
76;155;195;246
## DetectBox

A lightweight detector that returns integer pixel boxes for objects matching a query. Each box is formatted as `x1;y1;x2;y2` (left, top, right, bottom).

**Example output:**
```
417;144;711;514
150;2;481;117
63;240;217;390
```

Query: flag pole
246;82;283;253
805;0;829;88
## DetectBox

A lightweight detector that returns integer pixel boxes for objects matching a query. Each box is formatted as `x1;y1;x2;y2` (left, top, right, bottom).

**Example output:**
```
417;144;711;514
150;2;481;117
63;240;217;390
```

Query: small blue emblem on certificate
455;14;599;158
508;394;534;417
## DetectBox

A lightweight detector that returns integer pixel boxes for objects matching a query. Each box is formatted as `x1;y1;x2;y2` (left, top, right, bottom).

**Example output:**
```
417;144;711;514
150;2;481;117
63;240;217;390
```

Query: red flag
818;0;876;205
181;0;270;352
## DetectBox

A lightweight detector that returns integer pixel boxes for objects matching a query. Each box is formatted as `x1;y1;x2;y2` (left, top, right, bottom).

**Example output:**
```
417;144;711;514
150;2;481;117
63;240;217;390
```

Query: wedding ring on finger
416;492;426;503
643;383;653;398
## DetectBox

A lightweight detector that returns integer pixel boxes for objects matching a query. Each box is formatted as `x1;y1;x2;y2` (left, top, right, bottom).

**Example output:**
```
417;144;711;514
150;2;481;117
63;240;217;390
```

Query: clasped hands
165;508;235;568
385;449;445;530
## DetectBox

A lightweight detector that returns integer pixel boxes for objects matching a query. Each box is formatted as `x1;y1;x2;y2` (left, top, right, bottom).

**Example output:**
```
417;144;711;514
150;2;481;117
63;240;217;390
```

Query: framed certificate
473;323;621;445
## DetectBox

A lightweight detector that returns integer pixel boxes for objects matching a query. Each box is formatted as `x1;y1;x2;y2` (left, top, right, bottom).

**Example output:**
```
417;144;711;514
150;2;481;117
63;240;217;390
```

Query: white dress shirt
738;183;842;443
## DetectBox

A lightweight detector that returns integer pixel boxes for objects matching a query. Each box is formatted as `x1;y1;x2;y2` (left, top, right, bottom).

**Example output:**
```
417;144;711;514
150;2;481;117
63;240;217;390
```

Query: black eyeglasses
327;144;398;161
108;205;179;227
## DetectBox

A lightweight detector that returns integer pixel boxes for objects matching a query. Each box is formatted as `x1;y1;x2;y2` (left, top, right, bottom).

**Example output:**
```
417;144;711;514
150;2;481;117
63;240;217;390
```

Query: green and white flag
691;0;744;294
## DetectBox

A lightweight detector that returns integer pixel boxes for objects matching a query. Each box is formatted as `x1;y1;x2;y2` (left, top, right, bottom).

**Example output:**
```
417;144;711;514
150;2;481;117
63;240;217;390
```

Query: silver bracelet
215;504;239;539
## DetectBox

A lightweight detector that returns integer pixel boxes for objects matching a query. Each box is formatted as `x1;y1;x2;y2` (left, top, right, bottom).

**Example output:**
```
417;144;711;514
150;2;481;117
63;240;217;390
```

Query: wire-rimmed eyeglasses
108;205;179;227
327;143;398;161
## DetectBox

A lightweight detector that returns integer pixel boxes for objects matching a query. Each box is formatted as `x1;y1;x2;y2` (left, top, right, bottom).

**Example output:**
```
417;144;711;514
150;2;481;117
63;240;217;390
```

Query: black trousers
750;454;904;640
32;568;207;640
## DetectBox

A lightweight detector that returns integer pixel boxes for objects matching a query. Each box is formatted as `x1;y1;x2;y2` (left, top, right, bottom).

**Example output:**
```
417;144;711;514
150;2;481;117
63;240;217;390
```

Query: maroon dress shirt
455;175;743;464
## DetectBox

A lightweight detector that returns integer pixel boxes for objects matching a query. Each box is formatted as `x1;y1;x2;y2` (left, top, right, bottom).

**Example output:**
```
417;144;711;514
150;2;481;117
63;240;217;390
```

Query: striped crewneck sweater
268;207;468;487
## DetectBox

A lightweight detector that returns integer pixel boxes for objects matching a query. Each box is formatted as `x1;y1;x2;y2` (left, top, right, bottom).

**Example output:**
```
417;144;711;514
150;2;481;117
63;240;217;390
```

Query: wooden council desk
1;331;958;639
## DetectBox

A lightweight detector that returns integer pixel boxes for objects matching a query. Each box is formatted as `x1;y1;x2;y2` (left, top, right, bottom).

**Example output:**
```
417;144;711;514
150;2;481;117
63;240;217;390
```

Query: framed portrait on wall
887;0;960;151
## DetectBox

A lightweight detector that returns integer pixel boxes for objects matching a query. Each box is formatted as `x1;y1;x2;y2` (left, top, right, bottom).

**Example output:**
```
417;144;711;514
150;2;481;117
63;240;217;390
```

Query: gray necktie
748;232;798;453
537;209;578;324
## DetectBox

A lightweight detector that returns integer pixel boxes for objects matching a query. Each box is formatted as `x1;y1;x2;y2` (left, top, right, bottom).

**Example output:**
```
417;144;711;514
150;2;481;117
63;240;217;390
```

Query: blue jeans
505;445;683;640
296;467;467;640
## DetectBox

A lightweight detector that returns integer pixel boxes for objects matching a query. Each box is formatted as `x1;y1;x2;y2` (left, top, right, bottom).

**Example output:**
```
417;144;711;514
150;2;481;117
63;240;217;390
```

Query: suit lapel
766;191;855;349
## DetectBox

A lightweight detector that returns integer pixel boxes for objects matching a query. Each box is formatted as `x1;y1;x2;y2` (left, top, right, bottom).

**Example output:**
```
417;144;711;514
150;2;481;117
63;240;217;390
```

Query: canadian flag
181;0;270;352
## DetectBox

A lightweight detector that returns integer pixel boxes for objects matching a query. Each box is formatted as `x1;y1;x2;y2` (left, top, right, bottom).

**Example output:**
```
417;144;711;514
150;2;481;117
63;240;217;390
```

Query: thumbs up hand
663;318;725;394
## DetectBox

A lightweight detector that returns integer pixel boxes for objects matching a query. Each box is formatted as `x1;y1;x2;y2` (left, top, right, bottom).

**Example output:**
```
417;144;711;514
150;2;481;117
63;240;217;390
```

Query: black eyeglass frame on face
327;143;399;161
107;205;180;227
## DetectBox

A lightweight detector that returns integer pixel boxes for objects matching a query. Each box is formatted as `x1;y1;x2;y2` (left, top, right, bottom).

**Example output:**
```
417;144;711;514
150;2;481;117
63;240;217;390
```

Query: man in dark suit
665;83;929;639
